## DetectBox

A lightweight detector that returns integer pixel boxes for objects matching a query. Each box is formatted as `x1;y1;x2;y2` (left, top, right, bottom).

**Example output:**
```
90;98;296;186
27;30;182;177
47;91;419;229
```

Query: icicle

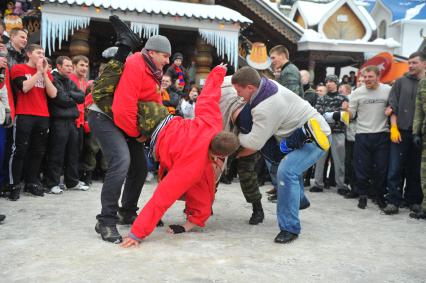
41;12;90;55
130;22;159;39
199;28;239;68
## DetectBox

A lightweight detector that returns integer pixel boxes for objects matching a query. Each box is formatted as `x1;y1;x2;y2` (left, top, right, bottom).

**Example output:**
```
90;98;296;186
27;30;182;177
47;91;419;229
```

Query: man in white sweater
231;67;331;244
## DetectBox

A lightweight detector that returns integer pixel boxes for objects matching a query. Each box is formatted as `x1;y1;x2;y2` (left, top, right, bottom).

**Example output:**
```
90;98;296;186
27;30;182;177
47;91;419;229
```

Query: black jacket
6;42;26;69
49;71;84;119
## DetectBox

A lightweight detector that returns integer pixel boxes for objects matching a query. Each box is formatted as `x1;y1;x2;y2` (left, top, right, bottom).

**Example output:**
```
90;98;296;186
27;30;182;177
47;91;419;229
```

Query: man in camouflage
412;77;426;219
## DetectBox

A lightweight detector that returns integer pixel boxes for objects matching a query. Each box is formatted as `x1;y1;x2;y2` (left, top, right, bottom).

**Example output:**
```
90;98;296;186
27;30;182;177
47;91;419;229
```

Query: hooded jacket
49;71;84;119
6;42;25;69
388;73;421;131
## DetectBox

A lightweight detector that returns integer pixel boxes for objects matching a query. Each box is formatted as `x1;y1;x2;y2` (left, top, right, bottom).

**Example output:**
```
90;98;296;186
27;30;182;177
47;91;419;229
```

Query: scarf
250;77;278;108
141;48;163;85
174;64;185;88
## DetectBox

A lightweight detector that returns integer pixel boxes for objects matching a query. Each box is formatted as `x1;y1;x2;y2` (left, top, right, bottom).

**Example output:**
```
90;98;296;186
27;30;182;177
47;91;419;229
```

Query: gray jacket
388;73;420;131
277;62;304;98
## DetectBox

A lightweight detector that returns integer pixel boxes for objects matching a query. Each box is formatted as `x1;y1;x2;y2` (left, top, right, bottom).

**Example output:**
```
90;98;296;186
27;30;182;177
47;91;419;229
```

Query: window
378;20;387;38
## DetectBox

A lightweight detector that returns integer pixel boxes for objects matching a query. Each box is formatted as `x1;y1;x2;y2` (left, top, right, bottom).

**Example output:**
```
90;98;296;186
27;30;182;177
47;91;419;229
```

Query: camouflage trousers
80;132;107;172
422;136;426;210
235;152;262;203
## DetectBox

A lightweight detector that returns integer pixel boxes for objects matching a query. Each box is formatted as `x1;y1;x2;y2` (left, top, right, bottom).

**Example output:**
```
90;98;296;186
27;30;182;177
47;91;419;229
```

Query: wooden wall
323;3;366;40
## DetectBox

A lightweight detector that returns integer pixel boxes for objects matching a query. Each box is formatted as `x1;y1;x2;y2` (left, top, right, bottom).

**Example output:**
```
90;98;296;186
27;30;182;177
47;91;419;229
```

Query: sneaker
95;222;122;244
382;204;399;215
80;171;92;186
25;184;44;197
358;196;367;209
49;186;63;195
309;186;323;193
0;214;5;223
145;172;155;183
337;188;350;196
67;181;89;191
344;190;359;199
109;15;143;52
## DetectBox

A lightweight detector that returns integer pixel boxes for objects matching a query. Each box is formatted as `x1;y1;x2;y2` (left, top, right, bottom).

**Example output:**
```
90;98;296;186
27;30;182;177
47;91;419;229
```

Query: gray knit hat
325;74;339;85
144;35;171;55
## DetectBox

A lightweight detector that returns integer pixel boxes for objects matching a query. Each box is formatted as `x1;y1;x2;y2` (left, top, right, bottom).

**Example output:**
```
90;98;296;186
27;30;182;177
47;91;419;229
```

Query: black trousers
44;118;80;188
88;111;147;225
345;140;356;190
9;115;49;186
353;133;389;199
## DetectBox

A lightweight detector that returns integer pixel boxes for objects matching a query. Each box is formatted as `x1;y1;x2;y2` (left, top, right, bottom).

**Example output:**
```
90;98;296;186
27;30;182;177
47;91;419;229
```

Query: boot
249;201;264;225
8;185;21;201
109;15;143;52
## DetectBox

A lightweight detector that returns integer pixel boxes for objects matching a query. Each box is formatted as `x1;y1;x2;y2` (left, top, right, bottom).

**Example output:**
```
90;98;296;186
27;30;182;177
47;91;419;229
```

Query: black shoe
409;204;422;213
274;230;298;244
249;201;264;225
409;210;426;219
8;185;21;201
344;190;358;199
157;219;164;227
358;196;367;209
309;186;323;193
267;193;277;203
219;177;232;185
337;188;350;196
303;179;311;187
300;199;310;210
376;197;387;209
95;222;122;244
25;184;44;197
0;214;5;223
109;15;143;52
117;210;137;225
382;204;399;215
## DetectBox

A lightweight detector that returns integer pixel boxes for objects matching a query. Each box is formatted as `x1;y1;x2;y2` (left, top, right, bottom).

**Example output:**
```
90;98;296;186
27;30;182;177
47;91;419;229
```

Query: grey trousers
314;132;346;189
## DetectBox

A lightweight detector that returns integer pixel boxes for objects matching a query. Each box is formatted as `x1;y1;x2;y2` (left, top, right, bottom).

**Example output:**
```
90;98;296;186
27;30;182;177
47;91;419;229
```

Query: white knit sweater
239;81;331;150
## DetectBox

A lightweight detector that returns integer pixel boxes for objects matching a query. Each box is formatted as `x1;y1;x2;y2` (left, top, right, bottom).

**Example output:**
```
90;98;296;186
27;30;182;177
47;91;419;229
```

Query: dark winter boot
249;201;264;225
8;185;21;201
109;15;143;52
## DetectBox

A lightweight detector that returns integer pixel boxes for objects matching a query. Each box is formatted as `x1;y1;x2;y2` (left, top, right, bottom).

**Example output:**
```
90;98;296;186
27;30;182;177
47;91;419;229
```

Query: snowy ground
1;180;426;282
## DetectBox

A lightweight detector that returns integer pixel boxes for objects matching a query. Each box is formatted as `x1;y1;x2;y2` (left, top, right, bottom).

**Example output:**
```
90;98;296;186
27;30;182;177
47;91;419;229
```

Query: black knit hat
325;74;339;85
172;52;183;62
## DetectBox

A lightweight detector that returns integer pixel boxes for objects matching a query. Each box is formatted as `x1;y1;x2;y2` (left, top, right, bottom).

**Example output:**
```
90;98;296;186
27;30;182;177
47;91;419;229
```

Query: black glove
3;110;12;128
413;134;422;149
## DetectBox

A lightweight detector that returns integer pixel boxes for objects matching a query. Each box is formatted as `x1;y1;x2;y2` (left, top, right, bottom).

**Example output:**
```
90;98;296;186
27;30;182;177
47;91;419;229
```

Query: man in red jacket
121;65;240;248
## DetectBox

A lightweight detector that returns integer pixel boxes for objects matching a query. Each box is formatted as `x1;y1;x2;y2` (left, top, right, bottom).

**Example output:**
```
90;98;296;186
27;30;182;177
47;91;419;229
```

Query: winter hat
172;52;183;62
325;74;339;85
144;35;171;55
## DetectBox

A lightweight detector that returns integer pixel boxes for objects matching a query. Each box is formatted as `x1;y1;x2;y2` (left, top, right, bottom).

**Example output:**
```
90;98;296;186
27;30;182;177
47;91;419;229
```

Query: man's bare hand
36;58;44;74
0;57;7;69
384;106;393;116
136;135;148;143
121;236;140;248
217;63;228;71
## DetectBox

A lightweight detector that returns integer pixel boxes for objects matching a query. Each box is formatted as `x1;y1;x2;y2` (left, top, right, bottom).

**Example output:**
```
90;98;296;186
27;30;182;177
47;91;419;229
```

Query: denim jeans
277;140;328;234
386;130;422;206
88;111;147;225
264;159;278;189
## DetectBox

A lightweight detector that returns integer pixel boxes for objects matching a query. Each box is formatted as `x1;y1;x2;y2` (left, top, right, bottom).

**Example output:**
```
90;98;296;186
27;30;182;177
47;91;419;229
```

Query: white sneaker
67;181;89;191
145;172;155;182
50;186;63;194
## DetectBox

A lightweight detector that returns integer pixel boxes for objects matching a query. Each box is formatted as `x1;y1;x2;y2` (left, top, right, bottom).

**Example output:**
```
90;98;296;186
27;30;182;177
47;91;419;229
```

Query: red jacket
112;52;162;137
69;73;88;128
130;66;225;240
0;66;15;119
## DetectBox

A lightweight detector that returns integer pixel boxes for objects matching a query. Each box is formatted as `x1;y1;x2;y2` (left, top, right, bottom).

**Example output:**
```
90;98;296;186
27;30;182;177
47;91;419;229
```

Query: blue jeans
277;140;328;234
264;159;278;189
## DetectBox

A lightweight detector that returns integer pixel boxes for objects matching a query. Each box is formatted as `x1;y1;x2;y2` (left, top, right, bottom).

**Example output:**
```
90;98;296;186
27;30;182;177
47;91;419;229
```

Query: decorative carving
69;28;90;56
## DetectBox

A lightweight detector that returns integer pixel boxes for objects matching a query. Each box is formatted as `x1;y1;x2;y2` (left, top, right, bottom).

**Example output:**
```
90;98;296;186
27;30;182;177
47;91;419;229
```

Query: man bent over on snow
121;64;239;248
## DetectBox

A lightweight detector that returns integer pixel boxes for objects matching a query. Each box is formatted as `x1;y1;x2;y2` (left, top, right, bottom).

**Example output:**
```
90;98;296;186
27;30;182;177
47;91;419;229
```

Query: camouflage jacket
413;78;426;135
277;62;304;98
315;91;348;133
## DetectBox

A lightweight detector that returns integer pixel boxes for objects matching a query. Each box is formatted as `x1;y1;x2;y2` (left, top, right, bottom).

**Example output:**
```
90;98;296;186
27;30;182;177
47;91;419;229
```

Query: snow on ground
1;180;426;282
